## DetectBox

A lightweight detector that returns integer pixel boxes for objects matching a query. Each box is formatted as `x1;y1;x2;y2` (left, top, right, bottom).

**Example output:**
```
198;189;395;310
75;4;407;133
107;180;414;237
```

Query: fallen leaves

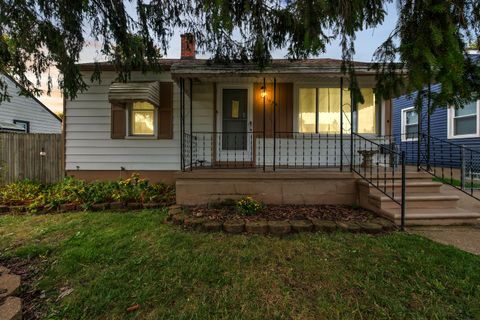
57;287;74;301
127;303;140;312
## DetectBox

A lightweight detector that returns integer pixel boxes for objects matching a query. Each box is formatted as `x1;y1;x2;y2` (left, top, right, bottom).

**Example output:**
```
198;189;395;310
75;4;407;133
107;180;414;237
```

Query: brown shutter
158;82;174;139
253;82;293;138
276;83;294;138
111;103;126;139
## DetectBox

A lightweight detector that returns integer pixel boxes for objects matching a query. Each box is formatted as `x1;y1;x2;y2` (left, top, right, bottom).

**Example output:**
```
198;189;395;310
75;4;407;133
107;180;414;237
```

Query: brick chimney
181;33;196;60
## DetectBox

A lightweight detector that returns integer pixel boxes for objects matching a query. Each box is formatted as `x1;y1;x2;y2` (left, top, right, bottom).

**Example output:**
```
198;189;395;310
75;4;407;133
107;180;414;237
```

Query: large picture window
129;101;156;136
401;107;418;141
298;87;376;134
357;88;376;134
449;101;479;138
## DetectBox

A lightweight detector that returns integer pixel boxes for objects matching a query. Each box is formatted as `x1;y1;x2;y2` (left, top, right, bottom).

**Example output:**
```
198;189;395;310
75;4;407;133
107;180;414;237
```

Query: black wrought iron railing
352;133;406;230
182;131;392;171
390;132;480;201
183;131;262;169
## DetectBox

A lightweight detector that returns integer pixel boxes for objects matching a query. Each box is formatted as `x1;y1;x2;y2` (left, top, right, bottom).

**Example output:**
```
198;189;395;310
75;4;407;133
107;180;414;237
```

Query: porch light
260;86;267;98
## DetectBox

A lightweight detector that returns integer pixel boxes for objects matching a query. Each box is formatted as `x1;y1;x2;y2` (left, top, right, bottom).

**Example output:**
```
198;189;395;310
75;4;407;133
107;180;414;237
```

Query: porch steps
357;180;443;195
357;172;480;226
379;208;480;226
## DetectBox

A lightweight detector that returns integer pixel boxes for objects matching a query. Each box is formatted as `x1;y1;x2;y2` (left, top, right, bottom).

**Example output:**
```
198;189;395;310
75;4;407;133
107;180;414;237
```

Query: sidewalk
410;226;480;255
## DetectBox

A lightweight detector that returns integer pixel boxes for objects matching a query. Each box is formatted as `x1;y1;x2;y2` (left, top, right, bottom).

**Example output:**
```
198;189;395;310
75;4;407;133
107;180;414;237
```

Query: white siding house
0;73;62;133
63;33;391;183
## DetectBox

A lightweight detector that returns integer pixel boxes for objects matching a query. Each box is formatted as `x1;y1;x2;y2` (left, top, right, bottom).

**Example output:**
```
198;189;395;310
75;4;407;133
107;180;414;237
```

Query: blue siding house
392;70;480;179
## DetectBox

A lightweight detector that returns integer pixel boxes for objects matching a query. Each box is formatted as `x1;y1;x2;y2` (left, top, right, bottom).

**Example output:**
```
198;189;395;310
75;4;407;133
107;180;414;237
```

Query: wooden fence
0;133;64;184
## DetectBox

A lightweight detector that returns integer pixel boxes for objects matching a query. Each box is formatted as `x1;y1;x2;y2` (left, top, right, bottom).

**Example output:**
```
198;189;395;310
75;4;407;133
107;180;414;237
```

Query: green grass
433;176;480;189
1;210;480;319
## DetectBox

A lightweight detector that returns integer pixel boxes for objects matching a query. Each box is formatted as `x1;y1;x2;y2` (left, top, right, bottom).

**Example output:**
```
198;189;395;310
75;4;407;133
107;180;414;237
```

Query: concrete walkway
407;183;480;255
410;226;480;255
440;185;480;213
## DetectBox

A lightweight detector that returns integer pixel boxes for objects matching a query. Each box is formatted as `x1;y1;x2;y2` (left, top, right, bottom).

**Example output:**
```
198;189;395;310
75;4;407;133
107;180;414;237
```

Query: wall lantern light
260;86;267;98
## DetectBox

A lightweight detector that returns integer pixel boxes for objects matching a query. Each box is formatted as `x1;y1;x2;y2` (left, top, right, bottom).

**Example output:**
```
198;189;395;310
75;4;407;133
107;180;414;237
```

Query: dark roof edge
76;58;379;72
1;71;62;123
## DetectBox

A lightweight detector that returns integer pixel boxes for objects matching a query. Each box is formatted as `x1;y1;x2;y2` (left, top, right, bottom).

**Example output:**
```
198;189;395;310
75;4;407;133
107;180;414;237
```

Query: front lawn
1;209;479;319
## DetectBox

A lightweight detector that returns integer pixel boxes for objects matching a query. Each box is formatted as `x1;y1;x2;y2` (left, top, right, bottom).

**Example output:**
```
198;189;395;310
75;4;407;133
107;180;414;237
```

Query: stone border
166;205;397;235
0;266;22;320
0;202;168;215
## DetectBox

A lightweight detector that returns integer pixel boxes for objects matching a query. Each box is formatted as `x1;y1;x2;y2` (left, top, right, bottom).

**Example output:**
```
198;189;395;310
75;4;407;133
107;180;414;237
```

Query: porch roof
77;58;389;77
169;58;376;77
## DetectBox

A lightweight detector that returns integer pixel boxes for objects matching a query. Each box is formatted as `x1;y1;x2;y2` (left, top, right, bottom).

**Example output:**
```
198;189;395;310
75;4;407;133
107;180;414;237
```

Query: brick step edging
167;206;397;235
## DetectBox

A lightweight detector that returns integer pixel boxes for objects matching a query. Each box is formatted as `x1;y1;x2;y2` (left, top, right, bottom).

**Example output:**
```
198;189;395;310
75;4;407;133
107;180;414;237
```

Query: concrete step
355;171;432;181
368;193;460;210
358;180;443;194
378;208;480;226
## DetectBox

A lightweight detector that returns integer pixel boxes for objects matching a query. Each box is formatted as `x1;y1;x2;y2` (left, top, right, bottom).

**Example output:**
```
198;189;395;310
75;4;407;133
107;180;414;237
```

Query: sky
31;3;398;113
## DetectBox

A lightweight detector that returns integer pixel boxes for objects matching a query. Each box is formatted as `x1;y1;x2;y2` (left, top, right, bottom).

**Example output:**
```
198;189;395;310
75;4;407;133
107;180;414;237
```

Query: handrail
384;132;480;201
352;132;406;230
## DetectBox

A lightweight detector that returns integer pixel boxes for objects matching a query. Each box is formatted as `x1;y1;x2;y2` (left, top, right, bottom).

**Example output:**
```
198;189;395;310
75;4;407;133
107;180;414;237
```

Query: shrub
235;196;264;216
0;174;176;213
0;180;44;205
143;183;176;204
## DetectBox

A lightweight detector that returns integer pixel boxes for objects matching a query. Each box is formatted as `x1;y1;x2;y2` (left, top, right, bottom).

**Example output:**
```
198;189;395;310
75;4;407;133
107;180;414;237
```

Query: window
298;87;376;134
357;88;376;134
401;108;418;141
13;120;30;133
129;101;156;136
298;88;316;133
449;101;479;138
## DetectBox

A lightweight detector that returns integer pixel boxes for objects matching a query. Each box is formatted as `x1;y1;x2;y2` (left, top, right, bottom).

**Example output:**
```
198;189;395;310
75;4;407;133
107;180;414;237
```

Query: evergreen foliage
0;0;479;111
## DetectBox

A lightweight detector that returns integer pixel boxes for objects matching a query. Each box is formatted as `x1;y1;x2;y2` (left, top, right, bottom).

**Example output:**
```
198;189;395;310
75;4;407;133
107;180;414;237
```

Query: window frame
447;100;480;139
126;101;158;138
13;119;30;133
401;107;418;142
294;84;378;135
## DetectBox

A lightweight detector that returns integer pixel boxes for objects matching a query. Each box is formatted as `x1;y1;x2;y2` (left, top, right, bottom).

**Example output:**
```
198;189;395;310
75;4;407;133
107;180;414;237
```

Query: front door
218;88;252;162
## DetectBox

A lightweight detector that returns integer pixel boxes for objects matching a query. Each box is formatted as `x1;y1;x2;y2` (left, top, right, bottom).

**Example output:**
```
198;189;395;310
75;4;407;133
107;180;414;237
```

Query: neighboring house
393;84;480;151
392;52;480;177
0;72;62;133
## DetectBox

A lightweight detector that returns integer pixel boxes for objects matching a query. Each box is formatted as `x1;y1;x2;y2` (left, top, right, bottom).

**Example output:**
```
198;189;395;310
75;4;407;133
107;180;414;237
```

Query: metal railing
352;133;406;230
391;132;480;201
182;131;392;170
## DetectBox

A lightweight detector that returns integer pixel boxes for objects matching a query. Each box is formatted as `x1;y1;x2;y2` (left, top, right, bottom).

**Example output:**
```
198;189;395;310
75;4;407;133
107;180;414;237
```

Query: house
392;52;480;181
0;72;62;133
64;35;480;225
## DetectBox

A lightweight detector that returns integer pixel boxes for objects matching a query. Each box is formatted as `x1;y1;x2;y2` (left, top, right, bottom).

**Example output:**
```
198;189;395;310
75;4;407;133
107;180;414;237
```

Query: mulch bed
188;205;376;222
0;257;46;320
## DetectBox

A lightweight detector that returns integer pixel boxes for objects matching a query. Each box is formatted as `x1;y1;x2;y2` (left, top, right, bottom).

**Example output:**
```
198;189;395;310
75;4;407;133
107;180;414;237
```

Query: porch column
263;77;266;172
350;90;355;172
340;77;343;171
180;78;185;171
273;78;277;171
427;83;431;171
190;78;193;171
417;92;422;171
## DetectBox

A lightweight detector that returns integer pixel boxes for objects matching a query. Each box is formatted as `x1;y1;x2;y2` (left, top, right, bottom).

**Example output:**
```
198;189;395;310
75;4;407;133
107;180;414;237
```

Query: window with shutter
109;81;173;140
